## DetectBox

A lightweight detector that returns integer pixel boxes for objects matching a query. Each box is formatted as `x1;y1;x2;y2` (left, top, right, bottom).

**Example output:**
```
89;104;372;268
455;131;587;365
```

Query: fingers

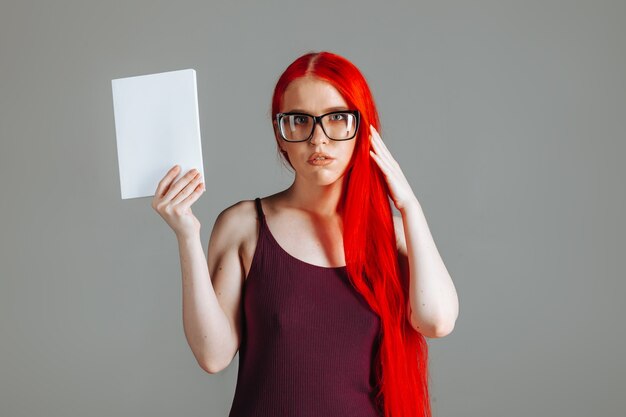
152;165;205;213
369;126;397;175
171;171;204;206
162;167;199;202
369;125;394;163
177;181;205;210
154;165;180;199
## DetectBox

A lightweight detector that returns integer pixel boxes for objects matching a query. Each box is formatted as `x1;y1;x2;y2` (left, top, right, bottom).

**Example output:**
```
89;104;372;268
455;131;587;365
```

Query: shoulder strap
254;197;266;222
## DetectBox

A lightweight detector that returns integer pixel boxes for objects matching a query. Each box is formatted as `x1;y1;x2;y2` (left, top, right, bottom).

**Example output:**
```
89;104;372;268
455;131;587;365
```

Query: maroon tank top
227;197;383;417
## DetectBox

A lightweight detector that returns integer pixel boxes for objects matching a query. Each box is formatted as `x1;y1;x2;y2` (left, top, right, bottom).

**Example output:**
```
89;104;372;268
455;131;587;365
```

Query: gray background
1;0;624;416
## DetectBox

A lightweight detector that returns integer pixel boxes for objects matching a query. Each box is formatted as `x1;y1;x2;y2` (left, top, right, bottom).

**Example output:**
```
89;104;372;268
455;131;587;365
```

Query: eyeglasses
275;110;360;142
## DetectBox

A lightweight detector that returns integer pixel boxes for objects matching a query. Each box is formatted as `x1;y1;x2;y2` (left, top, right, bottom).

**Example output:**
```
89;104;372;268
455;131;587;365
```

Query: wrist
176;229;201;243
399;197;421;214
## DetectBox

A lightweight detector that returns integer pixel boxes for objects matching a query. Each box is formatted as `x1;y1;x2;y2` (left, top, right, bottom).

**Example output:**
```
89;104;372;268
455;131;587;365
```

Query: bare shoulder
213;199;258;235
209;199;262;278
210;199;259;257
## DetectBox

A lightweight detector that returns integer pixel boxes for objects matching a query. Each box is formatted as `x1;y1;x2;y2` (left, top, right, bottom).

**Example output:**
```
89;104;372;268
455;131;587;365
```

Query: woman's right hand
152;165;205;238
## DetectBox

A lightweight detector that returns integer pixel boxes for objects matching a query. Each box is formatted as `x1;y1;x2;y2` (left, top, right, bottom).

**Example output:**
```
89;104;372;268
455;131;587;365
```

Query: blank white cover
112;68;204;199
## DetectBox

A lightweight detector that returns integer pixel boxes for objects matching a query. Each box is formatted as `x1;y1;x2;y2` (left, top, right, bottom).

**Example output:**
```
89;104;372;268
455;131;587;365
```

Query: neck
283;174;345;218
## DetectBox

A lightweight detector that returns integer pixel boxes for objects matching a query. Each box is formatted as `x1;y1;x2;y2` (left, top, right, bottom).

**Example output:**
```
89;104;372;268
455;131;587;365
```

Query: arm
367;124;458;339
178;203;246;373
394;202;459;338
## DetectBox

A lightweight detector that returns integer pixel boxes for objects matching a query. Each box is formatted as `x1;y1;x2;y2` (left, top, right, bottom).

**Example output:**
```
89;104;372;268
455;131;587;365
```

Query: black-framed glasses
275;110;360;142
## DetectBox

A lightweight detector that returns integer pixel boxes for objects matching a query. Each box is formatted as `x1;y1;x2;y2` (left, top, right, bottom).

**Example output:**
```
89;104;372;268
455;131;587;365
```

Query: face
274;76;358;186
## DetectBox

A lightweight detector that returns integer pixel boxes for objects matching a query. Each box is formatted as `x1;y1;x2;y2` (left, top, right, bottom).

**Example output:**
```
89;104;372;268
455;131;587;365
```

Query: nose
308;121;329;145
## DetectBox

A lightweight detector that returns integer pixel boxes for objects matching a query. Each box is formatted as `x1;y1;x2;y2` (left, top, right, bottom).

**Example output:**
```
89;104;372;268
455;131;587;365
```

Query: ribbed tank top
227;197;383;417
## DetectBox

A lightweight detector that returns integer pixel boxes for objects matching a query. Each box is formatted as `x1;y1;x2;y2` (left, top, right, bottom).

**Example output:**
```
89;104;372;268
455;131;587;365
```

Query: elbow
431;314;457;338
432;321;455;338
201;361;224;375
195;339;238;374
433;300;459;338
410;313;456;339
198;356;227;375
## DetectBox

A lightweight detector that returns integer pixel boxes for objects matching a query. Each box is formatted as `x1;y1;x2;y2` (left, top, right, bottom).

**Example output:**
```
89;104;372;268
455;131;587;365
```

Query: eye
329;113;347;121
294;115;310;124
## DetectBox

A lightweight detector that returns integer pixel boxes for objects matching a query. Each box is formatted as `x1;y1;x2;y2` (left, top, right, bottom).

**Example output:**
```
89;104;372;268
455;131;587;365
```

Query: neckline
259;204;347;271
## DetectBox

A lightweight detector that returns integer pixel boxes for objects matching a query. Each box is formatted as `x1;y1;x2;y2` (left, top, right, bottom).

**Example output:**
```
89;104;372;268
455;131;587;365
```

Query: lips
308;152;334;162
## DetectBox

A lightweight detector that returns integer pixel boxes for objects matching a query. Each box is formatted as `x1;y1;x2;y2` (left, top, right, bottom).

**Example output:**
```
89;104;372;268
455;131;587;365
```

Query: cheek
341;142;357;161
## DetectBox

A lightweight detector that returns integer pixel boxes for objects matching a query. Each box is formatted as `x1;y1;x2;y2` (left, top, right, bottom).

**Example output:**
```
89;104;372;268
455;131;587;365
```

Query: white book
111;68;204;199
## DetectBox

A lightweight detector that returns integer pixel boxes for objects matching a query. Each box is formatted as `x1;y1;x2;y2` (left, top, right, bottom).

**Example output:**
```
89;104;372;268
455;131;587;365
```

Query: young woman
152;51;458;417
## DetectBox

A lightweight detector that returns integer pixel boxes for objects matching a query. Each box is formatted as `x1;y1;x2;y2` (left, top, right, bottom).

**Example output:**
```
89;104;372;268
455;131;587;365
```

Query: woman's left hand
368;125;418;212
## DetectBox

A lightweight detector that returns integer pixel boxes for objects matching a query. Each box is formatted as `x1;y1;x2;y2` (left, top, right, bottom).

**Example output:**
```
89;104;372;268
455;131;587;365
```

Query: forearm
177;232;232;372
400;199;459;337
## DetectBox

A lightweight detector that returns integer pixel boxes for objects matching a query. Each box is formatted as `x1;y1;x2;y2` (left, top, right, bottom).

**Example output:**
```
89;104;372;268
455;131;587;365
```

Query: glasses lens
321;112;357;140
279;114;313;141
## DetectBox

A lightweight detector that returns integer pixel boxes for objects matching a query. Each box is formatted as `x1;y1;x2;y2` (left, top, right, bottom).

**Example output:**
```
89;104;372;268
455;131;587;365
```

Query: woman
152;51;458;417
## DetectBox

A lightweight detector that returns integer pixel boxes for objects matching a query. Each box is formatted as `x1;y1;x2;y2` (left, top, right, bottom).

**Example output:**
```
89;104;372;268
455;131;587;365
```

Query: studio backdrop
1;1;624;416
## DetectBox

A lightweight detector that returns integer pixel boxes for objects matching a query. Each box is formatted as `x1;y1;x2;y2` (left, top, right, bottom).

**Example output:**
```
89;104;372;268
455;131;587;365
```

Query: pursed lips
308;152;334;161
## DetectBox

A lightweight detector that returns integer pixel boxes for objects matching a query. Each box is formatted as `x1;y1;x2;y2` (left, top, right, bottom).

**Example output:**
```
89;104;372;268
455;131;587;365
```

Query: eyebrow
285;106;350;113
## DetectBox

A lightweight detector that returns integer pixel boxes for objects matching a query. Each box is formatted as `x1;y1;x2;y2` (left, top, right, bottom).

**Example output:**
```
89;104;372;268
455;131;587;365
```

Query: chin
306;170;346;186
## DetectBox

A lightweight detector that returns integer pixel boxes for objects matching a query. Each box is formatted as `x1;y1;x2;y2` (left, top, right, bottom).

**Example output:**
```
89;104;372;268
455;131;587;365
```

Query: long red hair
270;51;432;417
